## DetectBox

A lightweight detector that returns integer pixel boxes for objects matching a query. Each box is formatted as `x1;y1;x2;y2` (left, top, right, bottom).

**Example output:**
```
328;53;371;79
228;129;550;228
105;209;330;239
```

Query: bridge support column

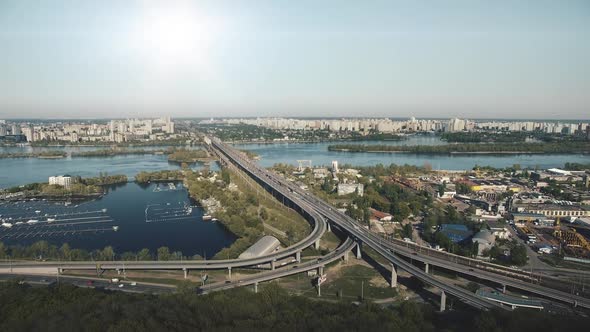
228;267;232;280
344;251;349;263
254;282;258;293
502;284;506;294
57;268;63;275
356;243;362;259
183;268;188;279
424;263;429;274
390;264;397;288
296;251;301;263
440;291;447;312
116;269;121;275
271;260;276;270
319;265;324;276
327;222;331;232
314;239;320;250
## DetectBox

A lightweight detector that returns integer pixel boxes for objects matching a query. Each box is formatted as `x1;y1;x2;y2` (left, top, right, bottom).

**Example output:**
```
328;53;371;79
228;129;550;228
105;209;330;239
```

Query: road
0;273;175;294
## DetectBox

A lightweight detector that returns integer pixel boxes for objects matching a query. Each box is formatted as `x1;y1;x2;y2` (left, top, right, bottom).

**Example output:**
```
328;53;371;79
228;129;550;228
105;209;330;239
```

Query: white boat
27;219;39;224
112;226;119;231
202;215;212;221
47;218;56;222
35;210;41;213
15;221;24;225
1;222;13;228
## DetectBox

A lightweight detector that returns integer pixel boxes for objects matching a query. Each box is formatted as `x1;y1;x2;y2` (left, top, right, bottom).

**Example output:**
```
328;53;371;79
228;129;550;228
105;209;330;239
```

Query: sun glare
134;4;221;69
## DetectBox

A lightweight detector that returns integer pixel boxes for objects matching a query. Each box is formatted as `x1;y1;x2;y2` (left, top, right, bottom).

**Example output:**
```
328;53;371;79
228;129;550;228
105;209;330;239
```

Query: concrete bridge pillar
116;269;121;275
271;260;276;270
254;282;259;293
440;291;447;312
317;282;321;297
344;250;349;263
502;284;506;294
57;268;63;275
424;263;429;274
296;251;301;263
314;239;320;250
319;265;324;276
228;267;232;280
327;222;331;233
390;264;397;288
356;243;362;259
183;268;188;279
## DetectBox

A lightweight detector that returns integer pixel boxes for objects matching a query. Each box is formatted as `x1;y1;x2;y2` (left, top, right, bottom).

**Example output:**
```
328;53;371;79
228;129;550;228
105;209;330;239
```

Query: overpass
210;137;590;310
209;137;506;310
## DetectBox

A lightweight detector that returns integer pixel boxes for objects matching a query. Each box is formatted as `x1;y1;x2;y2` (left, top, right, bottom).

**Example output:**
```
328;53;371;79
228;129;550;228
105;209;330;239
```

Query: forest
1;282;588;331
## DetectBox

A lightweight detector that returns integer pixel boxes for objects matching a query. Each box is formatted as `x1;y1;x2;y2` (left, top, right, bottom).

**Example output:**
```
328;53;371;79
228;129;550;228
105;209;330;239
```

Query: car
118;284;124;288
225;280;232;284
130;282;137;286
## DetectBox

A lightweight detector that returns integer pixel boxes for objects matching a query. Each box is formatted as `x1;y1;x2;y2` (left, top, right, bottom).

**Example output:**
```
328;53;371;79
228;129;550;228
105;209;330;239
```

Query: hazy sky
0;0;589;119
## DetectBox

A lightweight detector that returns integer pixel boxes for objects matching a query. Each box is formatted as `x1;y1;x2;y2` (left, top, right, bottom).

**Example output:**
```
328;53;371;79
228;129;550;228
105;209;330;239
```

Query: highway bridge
210;137;590;310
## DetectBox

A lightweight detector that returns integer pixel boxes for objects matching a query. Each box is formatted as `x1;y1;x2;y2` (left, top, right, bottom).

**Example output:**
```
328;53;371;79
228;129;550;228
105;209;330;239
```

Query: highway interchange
2;136;590;312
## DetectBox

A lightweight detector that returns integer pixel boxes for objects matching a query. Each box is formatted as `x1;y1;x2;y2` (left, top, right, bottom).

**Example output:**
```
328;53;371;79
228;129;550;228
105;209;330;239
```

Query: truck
111;278;119;283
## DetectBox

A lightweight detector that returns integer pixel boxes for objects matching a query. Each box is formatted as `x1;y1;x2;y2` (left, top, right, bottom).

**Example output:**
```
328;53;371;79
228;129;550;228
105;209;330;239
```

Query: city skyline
1;0;589;119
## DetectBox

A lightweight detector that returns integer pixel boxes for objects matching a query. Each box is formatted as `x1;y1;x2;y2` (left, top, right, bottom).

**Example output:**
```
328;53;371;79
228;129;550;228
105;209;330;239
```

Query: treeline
2;283;589;331
135;170;184;183
3;182;102;197
76;173;128;186
328;141;590;154
564;162;590;171
0;241;200;261
0;151;66;159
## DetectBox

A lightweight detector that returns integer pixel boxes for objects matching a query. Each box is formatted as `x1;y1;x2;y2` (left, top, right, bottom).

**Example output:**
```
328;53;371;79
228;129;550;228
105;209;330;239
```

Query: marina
0;182;236;256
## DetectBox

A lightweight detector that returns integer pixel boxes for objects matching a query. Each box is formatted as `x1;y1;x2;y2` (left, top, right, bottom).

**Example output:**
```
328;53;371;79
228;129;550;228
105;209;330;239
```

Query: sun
134;4;220;69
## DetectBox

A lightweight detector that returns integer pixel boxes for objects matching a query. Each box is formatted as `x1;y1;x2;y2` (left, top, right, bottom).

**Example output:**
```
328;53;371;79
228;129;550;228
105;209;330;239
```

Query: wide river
1;136;588;187
0;136;588;255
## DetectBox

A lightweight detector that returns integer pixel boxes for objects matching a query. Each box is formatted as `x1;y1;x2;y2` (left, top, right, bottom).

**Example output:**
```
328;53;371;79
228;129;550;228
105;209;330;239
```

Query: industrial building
238;236;281;259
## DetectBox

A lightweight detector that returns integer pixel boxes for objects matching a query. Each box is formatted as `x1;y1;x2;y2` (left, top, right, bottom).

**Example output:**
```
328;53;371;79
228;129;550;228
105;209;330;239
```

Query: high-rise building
11;124;21;135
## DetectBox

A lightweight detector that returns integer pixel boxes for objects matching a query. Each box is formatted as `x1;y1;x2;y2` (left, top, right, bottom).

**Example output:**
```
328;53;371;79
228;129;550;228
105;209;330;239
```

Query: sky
0;0;589;119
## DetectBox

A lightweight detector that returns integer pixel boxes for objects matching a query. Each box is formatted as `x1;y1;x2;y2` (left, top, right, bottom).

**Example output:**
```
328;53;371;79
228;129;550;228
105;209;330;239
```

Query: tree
221;169;231;185
157;246;171;261
60;243;71;260
137;248;151;260
101;246;115;261
511;244;528;266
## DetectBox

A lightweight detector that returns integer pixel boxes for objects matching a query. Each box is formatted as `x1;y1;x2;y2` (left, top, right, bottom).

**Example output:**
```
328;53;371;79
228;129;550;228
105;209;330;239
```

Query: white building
49;175;73;189
337;183;364;196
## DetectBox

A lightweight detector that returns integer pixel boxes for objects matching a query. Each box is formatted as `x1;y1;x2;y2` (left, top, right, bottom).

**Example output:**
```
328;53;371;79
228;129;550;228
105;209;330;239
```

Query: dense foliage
71;149;164;157
1;282;588;331
135;170;184;183
0;241;197;261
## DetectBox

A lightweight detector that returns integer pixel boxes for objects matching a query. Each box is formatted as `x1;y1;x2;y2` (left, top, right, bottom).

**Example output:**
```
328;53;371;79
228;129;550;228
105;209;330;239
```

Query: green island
441;131;588;143
2;174;127;198
0;151;66;159
167;148;211;163
70;148;167;157
328;141;590;154
1;282;588;331
29;137;192;147
135;170;185;183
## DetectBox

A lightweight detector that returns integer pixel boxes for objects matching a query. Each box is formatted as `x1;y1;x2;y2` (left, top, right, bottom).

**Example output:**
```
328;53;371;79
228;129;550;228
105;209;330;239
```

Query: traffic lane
0;274;175;294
